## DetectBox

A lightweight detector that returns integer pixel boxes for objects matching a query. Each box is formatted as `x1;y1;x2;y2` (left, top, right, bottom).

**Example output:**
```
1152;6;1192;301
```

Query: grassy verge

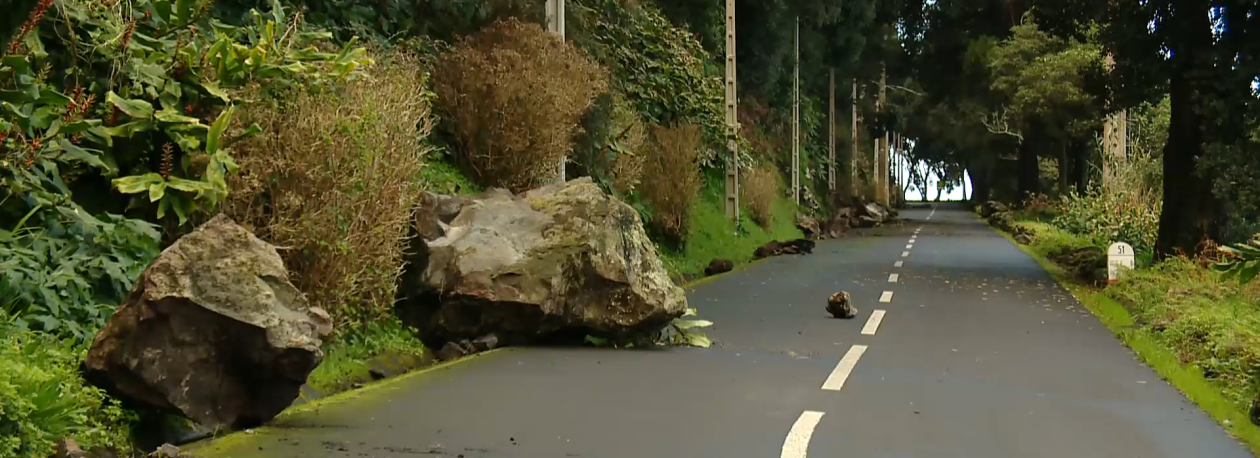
304;318;434;396
998;218;1260;455
659;179;802;280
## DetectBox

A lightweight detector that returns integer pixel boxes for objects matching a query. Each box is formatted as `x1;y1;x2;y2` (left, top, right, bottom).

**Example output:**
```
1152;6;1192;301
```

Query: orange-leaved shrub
640;123;704;244
742;163;781;228
224;54;433;327
433;19;608;192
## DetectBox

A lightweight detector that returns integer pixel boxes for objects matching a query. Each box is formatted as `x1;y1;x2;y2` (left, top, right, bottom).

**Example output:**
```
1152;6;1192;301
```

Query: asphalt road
195;204;1251;458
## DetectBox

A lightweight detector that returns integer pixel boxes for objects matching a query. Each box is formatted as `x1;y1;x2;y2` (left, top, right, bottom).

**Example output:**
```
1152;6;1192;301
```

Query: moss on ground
304;319;431;395
1000;218;1260;455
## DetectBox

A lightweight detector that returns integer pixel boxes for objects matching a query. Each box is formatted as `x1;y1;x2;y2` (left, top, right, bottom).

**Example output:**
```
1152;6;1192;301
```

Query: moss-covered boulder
396;178;686;347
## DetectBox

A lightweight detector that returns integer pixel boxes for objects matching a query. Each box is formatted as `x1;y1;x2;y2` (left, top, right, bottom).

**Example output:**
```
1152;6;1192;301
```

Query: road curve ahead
196;204;1250;458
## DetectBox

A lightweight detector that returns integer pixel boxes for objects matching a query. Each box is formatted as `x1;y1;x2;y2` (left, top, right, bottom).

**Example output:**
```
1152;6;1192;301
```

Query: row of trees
871;0;1260;259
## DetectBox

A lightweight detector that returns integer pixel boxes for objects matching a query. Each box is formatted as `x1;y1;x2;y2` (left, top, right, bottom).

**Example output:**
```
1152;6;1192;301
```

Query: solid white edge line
861;310;887;336
821;345;869;391
894;261;904;267
879;291;894;303
780;411;826;458
888;273;899;282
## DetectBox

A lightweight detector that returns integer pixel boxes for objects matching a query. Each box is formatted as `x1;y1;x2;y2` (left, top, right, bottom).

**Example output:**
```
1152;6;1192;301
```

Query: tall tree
1107;0;1260;257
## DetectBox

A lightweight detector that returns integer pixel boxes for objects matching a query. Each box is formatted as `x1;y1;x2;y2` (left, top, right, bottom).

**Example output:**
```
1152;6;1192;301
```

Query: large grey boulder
83;215;332;430
982;200;1009;217
856;201;889;223
795;213;821;240
397;178;687;347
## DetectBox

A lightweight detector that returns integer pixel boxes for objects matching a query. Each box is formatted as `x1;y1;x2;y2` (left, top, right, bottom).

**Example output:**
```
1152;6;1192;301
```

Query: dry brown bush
640;123;703;243
742;163;781;228
433;19;608;192
223;54;433;327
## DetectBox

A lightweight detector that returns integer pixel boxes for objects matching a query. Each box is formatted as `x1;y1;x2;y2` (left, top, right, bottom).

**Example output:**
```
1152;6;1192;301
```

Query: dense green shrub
225;54;434;329
0;332;133;458
1052;191;1160;255
572;92;647;196
0;212;159;340
433;19;608;192
2;0;367;337
568;0;726;165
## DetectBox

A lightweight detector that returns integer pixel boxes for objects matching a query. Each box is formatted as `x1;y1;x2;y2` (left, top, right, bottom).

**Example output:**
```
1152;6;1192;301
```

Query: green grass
418;155;482;196
1011;220;1103;259
1002;218;1260;455
659;180;802;279
304;318;431;395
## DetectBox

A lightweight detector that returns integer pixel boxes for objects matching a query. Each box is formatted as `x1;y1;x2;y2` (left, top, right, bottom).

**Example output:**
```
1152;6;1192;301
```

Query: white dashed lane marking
901;251;910;258
780;411;825;458
821;345;868;391
905;244;913;249
861;310;887;335
879;291;894;302
894;261;904;268
888;273;899;283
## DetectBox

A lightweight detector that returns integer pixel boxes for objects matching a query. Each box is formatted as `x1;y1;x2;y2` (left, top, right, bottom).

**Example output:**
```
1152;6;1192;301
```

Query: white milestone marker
888;273;900;283
879;291;894;303
861;310;887;336
1107;242;1136;283
822;345;868;391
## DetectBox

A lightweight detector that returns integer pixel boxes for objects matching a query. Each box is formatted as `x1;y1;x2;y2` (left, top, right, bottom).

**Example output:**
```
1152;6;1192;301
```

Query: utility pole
851;80;858;199
792;17;800;204
547;0;566;183
877;63;889;206
723;0;739;220
828;68;836;192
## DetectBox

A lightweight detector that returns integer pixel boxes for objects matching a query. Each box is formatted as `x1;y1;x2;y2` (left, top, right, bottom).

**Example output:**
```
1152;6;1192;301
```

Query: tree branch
982;108;1024;143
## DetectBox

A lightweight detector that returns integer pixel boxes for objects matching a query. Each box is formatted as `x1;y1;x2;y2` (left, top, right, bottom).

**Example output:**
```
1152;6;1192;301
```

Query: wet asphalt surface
196;204;1251;458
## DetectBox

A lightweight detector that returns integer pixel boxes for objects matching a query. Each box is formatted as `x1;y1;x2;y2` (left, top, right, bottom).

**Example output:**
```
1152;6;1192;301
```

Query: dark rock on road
753;241;782;259
705;259;735;276
826;291;857;319
83;215;332;430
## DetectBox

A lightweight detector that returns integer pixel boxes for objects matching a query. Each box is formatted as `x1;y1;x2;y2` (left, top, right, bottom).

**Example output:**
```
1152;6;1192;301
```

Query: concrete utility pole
851;80;859;198
877;63;889;206
872;137;879;199
723;0;739;220
547;0;566;183
829;68;836;192
792;17;800;204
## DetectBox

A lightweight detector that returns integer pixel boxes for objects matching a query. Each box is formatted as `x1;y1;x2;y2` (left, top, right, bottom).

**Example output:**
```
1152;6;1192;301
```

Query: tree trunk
1155;69;1218;259
1058;141;1070;196
970;164;992;203
1017;139;1039;201
1072;137;1089;194
1155;1;1220;261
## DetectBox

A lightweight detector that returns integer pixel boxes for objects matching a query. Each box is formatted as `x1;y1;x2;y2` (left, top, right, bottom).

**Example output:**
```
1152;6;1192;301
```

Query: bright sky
895;154;972;202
